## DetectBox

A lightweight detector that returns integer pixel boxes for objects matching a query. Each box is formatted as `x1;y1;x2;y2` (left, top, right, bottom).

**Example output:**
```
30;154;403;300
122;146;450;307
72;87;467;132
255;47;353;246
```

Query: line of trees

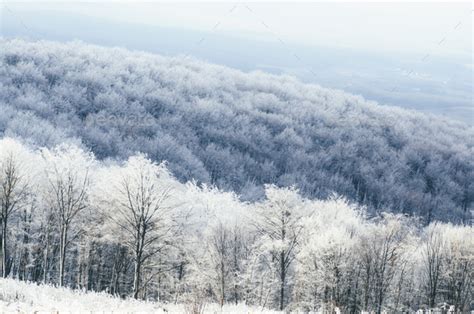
0;137;472;312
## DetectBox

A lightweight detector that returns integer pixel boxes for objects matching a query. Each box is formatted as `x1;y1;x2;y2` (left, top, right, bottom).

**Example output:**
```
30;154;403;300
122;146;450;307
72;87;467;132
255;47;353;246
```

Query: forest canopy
0;39;473;223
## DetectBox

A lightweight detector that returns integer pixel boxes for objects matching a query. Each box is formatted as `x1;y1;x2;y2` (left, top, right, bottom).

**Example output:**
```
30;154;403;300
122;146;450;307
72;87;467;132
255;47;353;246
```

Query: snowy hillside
0;39;472;313
0;278;274;313
1;39;473;223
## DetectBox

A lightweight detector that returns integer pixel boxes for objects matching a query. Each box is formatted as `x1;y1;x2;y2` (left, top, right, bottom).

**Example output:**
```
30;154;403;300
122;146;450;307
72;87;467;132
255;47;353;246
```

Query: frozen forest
0;137;472;312
1;40;473;224
0;39;473;312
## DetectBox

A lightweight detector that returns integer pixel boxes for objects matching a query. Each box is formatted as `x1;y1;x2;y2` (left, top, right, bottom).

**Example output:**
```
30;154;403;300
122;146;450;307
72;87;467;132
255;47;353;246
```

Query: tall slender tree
0;153;28;277
99;155;178;299
42;145;93;286
254;185;305;311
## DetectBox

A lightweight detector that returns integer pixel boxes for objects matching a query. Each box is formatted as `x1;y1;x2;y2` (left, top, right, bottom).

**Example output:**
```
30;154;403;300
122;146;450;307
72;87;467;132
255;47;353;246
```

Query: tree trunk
133;257;141;299
133;220;147;299
279;251;286;311
43;229;50;283
2;218;8;278
220;258;225;307
133;231;144;299
59;223;68;287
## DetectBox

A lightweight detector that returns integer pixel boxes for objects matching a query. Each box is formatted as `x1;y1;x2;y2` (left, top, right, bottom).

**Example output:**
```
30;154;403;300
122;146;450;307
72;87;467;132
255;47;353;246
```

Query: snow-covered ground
0;278;277;313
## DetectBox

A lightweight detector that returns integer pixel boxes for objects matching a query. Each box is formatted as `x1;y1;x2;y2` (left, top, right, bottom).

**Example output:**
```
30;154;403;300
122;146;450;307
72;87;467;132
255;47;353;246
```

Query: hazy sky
2;1;472;59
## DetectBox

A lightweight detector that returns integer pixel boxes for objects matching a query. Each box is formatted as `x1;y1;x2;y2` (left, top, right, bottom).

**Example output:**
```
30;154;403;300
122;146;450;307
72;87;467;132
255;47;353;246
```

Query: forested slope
1;39;473;222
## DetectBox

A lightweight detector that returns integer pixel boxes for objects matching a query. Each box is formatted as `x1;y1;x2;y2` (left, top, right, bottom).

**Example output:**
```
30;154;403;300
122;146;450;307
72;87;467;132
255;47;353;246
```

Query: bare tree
201;222;232;307
0;153;28;277
42;146;92;286
422;223;444;309
48;167;89;286
359;214;409;313
229;225;248;305
254;185;305;311
441;225;473;312
103;155;177;299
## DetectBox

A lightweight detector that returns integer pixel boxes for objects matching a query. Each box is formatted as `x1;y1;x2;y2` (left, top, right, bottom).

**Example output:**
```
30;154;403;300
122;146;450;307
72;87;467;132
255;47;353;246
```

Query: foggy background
1;1;472;124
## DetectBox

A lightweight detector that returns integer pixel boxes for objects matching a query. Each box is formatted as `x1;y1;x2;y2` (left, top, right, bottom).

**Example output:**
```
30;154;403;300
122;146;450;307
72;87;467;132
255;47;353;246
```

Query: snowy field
0;279;277;313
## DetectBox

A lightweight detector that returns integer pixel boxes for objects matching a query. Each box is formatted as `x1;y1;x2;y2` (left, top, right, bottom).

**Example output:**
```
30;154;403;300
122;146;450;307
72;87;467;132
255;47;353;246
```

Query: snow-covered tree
40;144;94;286
96;155;179;299
0;138;32;277
253;185;306;310
358;214;413;313
421;223;445;308
440;224;473;312
295;197;363;312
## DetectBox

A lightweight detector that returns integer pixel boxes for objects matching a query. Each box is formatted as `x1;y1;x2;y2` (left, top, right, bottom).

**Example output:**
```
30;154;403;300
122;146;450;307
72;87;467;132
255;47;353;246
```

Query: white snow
0;278;279;313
